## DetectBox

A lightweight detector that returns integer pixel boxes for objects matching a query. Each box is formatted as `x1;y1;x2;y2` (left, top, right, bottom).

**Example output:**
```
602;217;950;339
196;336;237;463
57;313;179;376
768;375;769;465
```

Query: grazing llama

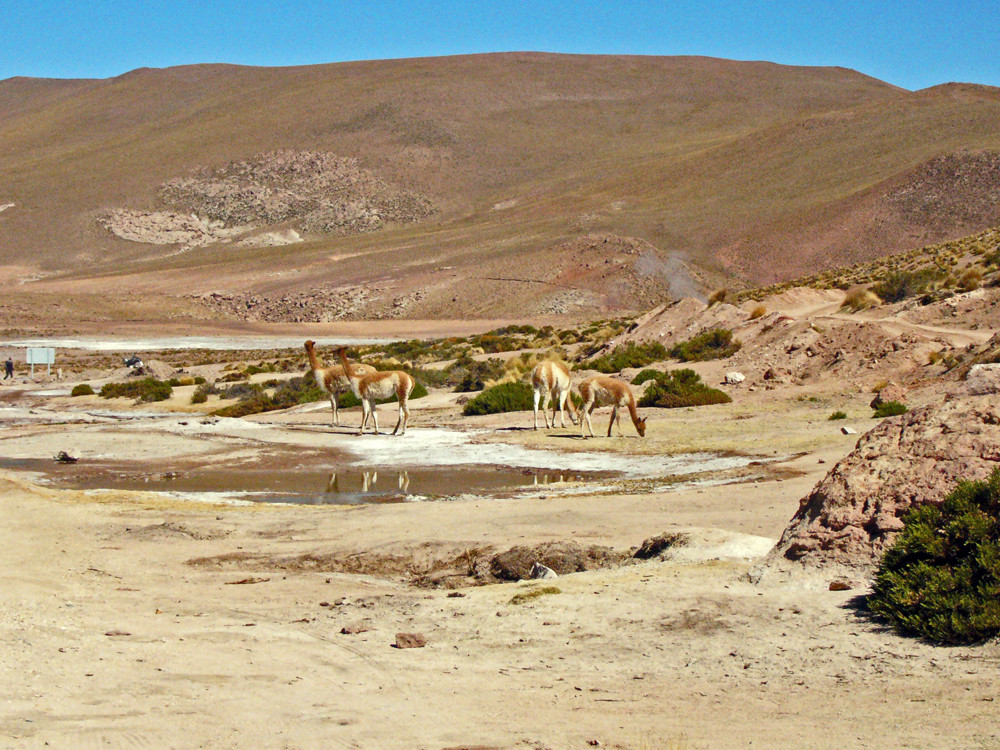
303;340;376;427
578;375;646;438
531;360;578;429
337;348;415;436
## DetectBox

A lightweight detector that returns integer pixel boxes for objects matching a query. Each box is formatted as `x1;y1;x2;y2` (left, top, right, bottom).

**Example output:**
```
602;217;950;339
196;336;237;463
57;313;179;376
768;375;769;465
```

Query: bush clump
669;329;742;362
841;288;881;311
589;342;668;373
70;383;95;397
99;378;172;402
462;382;534;416
828;410;848;421
873;400;908;418
872;269;944;303
637;368;731;409
630;369;664;386
868;469;1000;643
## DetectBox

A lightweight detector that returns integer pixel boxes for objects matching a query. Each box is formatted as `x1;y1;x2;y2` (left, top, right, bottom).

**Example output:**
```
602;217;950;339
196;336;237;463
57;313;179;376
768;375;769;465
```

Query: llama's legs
392;399;408;435
371;403;380;434
582;402;596;437
330;394;339;426
358;402;370;435
533;389;542;430
607;405;619;437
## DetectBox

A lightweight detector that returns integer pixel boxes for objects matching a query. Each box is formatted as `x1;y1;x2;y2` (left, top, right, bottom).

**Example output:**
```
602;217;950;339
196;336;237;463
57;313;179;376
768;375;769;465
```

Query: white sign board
26;346;55;376
26;347;55;364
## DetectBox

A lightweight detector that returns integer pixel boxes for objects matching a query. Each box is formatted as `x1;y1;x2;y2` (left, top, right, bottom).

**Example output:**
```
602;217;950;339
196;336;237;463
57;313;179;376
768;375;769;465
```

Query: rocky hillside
3;54;1000;323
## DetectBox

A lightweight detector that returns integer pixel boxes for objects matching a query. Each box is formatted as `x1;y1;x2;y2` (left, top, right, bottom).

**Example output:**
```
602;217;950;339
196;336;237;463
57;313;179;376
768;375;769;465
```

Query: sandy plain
1;342;998;750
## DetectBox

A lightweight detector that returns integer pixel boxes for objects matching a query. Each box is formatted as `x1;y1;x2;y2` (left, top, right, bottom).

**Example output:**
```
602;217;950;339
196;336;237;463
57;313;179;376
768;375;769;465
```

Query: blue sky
3;1;999;90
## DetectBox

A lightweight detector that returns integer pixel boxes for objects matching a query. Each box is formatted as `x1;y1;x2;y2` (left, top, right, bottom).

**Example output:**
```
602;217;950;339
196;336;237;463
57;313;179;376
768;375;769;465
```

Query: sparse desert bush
841;288;880;311
868;469;1000;643
70;383;95;397
631;368;664;386
707;288;728;307
99;378;172;402
872;269;944;303
509;586;561;605
669;328;742;362
828;410;848;420
749;305;767;320
959;267;983;292
462;381;534;416
637;368;731;409
873;400;908;418
589;341;668;373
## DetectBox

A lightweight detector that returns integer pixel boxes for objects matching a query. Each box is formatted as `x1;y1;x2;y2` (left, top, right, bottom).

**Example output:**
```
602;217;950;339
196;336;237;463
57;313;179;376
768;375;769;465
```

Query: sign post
26;347;55;377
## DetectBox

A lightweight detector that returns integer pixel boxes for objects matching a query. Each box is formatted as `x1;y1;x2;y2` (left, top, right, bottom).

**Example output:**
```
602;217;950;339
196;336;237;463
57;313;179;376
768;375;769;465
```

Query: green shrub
637;369;731;409
828;410;848;420
669;329;742;362
453;357;507;392
190;390;208;405
631;369;664;386
868;469;1000;643
872;269;944;303
707;289;728;307
873;401;908;418
70;383;95;397
193;376;207;385
589;342;668;373
462;382;534;416
99;378;172;402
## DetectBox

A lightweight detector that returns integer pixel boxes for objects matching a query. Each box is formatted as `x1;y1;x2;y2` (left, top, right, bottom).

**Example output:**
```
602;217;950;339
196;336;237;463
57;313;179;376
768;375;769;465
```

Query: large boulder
766;395;1000;570
965;364;1000;395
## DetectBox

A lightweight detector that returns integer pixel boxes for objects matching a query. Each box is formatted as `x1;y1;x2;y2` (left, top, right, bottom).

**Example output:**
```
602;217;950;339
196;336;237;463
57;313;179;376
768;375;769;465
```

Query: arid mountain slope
2;53;1000;322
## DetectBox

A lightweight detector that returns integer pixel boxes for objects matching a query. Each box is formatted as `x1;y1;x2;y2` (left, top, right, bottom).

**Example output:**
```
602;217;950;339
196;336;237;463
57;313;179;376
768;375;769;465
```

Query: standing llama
337;348;416;436
303;340;376;427
531;360;578;429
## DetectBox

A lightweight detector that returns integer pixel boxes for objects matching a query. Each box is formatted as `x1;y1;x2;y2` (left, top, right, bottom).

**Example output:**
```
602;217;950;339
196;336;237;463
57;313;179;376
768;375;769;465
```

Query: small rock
394;632;427;649
724;371;746;385
529;562;558;580
840;426;857;435
104;630;131;637
446;591;466;598
341;622;370;635
829;580;853;591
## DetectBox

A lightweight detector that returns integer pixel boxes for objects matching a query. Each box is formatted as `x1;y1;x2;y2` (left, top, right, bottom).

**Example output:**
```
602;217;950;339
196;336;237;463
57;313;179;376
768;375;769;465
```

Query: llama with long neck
304;340;376;427
578;375;646;438
531;360;578;430
337;347;416;436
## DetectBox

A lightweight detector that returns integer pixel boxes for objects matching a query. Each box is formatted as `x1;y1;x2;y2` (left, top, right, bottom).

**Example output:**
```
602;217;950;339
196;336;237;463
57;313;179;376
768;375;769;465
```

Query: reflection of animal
531;360;578;429
304;340;376;427
578;376;646;438
337;348;416;436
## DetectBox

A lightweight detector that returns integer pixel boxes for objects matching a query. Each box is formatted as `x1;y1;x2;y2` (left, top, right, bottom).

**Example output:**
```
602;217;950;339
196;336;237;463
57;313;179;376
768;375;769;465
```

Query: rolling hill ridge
2;53;1000;325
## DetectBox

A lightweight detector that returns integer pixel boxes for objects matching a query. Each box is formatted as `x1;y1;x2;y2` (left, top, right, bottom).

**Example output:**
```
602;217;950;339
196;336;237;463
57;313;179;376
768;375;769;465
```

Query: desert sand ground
2;323;999;750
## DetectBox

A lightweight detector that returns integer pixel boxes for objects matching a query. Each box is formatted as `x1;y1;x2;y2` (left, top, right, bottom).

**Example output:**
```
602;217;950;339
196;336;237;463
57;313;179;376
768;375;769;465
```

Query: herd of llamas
303;341;646;439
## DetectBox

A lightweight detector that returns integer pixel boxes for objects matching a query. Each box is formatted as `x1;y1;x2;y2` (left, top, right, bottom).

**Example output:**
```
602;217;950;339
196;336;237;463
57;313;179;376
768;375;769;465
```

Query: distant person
4;357;13;379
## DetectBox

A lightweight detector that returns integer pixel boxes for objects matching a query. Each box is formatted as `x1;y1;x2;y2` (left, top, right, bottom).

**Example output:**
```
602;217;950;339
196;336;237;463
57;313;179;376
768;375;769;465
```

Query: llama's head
303;340;316;351
635;416;647;437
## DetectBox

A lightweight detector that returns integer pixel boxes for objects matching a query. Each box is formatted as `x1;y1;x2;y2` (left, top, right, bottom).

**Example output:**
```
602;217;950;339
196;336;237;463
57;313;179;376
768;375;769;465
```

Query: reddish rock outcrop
768;395;1000;569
